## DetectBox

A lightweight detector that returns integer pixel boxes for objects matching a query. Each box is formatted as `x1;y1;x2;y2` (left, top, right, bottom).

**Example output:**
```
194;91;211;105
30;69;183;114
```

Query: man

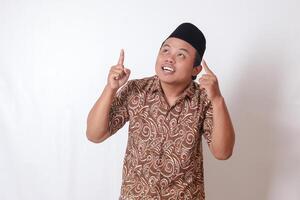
86;23;235;200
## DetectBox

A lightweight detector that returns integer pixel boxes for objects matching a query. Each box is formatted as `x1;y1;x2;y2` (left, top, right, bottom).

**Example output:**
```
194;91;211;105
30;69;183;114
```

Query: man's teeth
162;66;174;72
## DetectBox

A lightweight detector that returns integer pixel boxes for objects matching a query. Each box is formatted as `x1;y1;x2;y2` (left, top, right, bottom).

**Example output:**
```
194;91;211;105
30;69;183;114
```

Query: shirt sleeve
202;101;213;144
199;89;213;145
108;81;132;135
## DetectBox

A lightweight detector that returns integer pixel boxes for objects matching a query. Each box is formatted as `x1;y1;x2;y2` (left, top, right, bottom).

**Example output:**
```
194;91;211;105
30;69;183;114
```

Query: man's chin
157;74;174;82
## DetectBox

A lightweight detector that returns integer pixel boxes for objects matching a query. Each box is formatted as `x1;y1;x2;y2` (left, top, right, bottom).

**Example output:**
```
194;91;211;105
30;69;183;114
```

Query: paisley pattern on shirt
109;75;213;200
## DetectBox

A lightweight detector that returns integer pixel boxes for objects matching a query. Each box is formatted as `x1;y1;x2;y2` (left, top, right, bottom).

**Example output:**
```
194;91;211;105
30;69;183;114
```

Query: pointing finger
201;59;214;75
118;49;125;68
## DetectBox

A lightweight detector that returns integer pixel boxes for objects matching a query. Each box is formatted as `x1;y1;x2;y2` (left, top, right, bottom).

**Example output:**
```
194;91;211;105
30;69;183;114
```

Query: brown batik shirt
109;75;213;200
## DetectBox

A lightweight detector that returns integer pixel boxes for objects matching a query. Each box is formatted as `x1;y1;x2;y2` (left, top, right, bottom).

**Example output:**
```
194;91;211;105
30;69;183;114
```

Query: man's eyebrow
161;43;191;55
179;48;190;55
162;44;170;48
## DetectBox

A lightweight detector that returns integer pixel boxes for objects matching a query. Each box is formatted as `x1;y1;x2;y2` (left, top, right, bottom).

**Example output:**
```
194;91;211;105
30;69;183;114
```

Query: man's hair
192;51;201;80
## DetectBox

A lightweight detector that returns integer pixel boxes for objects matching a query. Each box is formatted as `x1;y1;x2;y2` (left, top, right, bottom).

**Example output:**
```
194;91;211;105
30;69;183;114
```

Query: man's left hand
199;60;222;102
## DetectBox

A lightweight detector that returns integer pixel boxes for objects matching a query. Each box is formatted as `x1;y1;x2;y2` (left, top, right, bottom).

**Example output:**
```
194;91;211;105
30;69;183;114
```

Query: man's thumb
124;68;131;76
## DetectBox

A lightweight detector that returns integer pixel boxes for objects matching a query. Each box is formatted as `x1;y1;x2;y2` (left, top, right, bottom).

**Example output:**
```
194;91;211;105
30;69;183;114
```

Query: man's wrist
211;95;224;105
104;84;118;95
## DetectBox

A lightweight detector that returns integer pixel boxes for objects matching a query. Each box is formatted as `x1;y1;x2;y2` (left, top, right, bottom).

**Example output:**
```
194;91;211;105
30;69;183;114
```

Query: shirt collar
149;75;162;94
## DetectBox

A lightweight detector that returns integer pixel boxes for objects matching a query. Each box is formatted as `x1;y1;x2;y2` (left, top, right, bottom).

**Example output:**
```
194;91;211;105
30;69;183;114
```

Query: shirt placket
157;96;184;189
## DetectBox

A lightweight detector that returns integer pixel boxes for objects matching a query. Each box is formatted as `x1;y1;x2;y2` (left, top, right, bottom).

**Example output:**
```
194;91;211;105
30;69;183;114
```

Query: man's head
167;23;206;67
155;23;206;86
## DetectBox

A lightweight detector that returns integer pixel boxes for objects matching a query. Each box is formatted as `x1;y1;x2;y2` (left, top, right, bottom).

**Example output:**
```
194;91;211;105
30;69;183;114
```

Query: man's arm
86;49;131;143
199;60;235;160
86;85;118;143
209;96;235;160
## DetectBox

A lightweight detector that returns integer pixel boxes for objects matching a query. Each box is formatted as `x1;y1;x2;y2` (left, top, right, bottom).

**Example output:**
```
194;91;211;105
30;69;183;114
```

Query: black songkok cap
167;23;206;60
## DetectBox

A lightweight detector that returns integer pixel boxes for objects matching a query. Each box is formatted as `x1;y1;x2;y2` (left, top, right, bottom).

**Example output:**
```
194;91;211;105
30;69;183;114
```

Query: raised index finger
118;49;125;67
201;59;214;75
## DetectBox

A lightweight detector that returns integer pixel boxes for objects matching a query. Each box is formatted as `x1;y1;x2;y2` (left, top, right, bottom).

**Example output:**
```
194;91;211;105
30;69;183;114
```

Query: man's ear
192;65;202;76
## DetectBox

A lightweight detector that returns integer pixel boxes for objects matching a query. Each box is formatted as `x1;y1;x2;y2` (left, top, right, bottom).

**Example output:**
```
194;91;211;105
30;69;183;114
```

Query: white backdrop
1;0;300;199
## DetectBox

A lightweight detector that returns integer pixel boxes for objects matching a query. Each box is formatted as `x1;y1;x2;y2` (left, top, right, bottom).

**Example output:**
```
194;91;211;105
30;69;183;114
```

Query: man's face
155;37;200;87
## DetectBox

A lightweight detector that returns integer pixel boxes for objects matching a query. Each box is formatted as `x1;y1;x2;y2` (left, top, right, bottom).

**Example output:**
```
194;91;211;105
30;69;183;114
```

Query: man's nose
165;54;175;64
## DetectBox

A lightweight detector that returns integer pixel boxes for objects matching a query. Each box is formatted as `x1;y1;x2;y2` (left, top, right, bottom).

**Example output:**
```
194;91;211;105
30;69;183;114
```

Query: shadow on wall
204;36;299;200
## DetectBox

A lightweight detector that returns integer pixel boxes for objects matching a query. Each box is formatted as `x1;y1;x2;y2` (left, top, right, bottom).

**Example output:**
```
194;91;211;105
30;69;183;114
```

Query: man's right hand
107;49;131;90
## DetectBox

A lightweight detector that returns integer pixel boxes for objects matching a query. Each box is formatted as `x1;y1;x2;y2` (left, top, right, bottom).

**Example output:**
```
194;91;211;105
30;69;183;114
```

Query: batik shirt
109;75;213;200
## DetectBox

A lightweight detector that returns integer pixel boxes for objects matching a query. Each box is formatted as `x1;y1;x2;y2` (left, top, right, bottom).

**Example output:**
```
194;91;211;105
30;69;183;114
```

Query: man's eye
178;53;185;58
162;49;168;53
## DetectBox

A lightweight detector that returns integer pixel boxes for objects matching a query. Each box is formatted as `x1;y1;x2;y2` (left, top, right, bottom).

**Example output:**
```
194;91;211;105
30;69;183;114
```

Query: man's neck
160;81;191;106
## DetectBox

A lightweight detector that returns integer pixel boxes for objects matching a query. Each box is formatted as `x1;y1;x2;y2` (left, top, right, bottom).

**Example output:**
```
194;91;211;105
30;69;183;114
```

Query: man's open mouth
162;66;175;72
